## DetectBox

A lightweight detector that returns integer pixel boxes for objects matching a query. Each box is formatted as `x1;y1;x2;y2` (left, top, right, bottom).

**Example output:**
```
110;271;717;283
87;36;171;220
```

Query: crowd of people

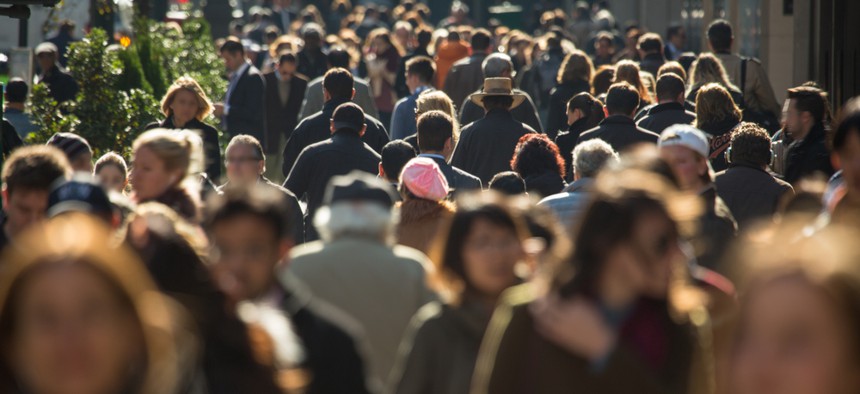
2;1;860;393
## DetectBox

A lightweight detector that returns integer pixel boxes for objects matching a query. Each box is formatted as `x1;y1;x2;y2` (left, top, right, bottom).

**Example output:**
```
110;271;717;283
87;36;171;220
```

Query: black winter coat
636;102;697;134
423;154;483;193
450;109;537;184
546;79;591;140
784;124;835;184
715;164;793;230
577;115;660;153
555;117;597;182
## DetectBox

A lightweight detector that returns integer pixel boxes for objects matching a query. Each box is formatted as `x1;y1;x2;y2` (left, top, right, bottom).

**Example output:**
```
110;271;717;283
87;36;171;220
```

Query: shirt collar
412;85;432;96
419;153;446;160
232;61;251;80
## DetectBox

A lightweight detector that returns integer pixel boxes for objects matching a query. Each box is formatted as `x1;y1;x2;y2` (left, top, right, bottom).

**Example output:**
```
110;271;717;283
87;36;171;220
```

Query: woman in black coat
555;93;606;181
546;50;594;140
146;76;222;183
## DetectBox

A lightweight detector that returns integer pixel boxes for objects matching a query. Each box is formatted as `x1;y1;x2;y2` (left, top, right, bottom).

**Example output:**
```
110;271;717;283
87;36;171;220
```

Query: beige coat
715;53;782;116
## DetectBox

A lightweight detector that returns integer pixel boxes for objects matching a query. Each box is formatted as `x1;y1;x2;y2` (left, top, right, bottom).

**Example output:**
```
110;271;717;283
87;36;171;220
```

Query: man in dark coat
578;82;660;152
394;27;432;99
207;186;374;394
214;38;266;143
282;68;390;177
451;78;536;184
296;24;329;80
47;20;78;67
443;28;492;109
416;110;482;193
636;33;666;77
782;86;835;184
715;123;794;230
459;53;544;133
637;73;696;134
284;103;382;241
264;52;308;180
34;42;78;104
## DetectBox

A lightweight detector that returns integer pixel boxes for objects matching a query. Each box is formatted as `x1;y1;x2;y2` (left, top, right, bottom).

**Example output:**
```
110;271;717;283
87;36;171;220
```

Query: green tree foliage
116;44;154;95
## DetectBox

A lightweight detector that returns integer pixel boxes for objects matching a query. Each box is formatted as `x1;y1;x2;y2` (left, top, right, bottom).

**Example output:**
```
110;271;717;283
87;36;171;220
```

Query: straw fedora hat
469;78;526;110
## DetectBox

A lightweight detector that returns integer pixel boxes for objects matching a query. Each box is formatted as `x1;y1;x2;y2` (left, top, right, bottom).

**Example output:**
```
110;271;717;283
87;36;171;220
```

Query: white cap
35;42;58;55
658;124;710;158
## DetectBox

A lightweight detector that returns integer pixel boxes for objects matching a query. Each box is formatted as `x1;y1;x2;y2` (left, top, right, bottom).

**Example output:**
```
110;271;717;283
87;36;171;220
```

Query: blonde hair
695;83;742;128
556;50;594;85
132;128;204;191
416;90;460;138
688;53;737;94
614;60;653;104
160;76;214;121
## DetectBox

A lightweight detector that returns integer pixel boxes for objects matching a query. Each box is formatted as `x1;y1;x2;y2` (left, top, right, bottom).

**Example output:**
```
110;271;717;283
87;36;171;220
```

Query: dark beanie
47;132;92;161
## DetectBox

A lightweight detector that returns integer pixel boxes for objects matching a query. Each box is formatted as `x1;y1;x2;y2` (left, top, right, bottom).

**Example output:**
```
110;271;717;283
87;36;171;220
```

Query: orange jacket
434;40;471;88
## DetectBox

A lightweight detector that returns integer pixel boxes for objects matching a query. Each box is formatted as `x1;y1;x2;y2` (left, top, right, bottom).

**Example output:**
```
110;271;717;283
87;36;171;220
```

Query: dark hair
592;66;615;96
277;52;297;65
447;30;461;42
380;140;417;182
637;32;663;54
4;78;27;103
219;37;245;55
430;193;524;304
323;67;354;100
567;92;606;129
489;171;526;195
481;95;514;112
416;27;433;48
2;146;71;196
707;19;733;52
833;97;860;153
667;24;684;40
207;185;294;240
226;134;265;161
787;86;828;125
326;46;351;69
94;151;128;178
470;28;492;51
59;19;76;34
730;122;772;167
510;134;565;178
656;73;686;102
405;56;435;84
605;82;640;115
417;110;454;152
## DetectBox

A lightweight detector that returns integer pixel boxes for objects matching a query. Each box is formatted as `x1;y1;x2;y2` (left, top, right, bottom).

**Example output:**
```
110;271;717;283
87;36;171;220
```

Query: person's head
592;65;616;96
547;166;700;306
605;82;640;117
398;157;449;202
329;102;367;136
207;186;295;302
707;19;733;53
130;129;203;202
1;146;72;239
667;24;686;48
489;171;526;195
695;83;742;128
417;110;456;157
594;31;615;57
689;53;735;91
4;78;28;105
225;135;265;185
510;134;566;181
571;139;619;181
833;98;860;201
659;124;713;191
322;67;356;102
379;140;417;183
160;76;214;124
326;46;352;69
727;122;774;169
657;61;687;81
481;52;514;79
473;77;522;112
314;171;399;244
636;32;664;57
566;92;605;128
430;192;526;304
405;55;435;92
94;152;128;194
35;42;58;72
219;37;246;72
370;28;397;55
729;225;860;394
557;49;594;85
46;133;94;173
300;23;324;49
614;60;651;104
276;52;298;81
0;213;180;394
470;28;492;53
655;73;686;104
785;86;828;141
59;19;76;36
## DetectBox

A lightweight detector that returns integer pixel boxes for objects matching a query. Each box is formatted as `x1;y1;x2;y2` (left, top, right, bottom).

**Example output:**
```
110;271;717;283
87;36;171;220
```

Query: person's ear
444;137;453;152
378;162;386;178
330;120;336;134
351;88;356;100
832;152;841;171
257;159;266;175
359;124;367;137
676;92;685;104
1;186;7;210
276;238;294;268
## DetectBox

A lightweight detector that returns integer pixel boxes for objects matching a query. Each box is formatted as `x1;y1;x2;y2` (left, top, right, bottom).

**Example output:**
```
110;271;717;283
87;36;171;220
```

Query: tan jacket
715;53;782;116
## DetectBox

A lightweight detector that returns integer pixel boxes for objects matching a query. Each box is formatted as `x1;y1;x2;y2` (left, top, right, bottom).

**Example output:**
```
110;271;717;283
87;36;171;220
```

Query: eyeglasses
225;156;263;165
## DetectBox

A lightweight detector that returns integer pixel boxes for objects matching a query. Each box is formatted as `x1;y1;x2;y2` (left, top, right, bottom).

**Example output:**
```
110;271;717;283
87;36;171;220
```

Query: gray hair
482;53;514;78
313;201;400;244
572;139;619;178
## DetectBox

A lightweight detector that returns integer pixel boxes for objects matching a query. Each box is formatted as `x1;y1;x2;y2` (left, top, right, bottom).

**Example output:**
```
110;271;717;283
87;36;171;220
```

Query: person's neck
172;116;194;128
658;99;678;105
421;150;446;158
5;102;24;111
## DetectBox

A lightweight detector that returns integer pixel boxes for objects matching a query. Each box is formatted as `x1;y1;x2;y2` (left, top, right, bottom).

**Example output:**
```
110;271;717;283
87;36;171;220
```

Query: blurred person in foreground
827;97;860;225
94;152;129;194
46;132;93;173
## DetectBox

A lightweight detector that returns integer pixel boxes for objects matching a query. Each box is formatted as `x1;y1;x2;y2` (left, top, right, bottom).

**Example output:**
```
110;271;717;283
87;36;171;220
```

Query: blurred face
10;264;144;394
95;165;127;194
672;28;687;47
37;53;56;73
225;143;264;185
170;89;200;126
1;188;49;238
211;215;289;303
71;152;94;174
129;146;180;202
837;130;860;200
595;38;612;57
732;278;860;394
603;212;679;299
221;50;244;72
277;61;296;81
374;37;390;54
462;218;522;298
784;99;812;141
661;145;708;191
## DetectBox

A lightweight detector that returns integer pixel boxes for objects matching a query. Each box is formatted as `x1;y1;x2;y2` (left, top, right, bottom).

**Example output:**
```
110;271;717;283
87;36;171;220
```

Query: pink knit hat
400;157;450;201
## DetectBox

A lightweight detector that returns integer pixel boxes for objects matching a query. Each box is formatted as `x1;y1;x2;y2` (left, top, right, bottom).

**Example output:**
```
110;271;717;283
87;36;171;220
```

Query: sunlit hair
314;201;400;245
658;61;687;81
592;65;616;96
160;76;214;121
688;53;738;95
510;133;566;179
94;151;128;179
415;90;460;138
0;213;182;394
133;128;204;187
556;49;594;85
614;60;653;104
695;83;742;128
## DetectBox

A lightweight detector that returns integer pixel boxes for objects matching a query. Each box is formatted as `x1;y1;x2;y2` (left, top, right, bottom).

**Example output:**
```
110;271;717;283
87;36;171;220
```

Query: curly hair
695;83;742;128
510;134;566;178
